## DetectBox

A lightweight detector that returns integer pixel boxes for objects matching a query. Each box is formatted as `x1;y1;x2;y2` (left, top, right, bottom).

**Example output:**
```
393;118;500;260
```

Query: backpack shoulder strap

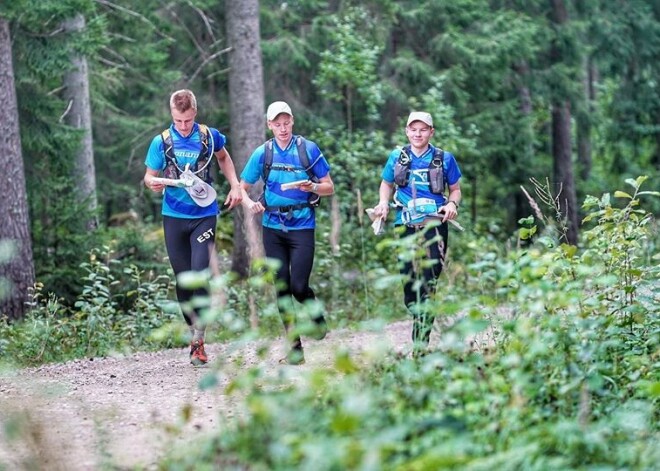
393;145;413;187
295;136;319;182
426;146;446;194
198;124;210;158
263;139;274;181
399;145;413;164
432;146;444;166
161;128;176;163
296;137;320;206
432;146;446;181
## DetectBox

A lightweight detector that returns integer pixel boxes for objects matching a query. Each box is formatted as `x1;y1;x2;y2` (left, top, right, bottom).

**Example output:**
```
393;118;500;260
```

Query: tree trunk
0;18;36;320
552;102;579;245
652;98;660;170
62;14;98;230
577;57;595;181
549;0;579;245
514;60;536;225
345;85;353;135
226;0;265;277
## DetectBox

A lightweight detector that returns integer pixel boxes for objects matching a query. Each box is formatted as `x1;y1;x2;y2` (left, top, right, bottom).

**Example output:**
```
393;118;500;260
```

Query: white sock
193;329;205;343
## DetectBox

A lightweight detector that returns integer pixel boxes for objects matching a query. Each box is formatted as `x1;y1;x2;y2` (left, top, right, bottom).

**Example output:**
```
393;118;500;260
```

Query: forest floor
0;320;420;471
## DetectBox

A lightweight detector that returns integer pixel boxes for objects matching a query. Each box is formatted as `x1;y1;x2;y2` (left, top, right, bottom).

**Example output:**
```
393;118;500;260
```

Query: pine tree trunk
62;14;98;230
550;0;579;245
226;0;265;277
0;18;36;320
514;60;535;226
552;102;579;245
577;57;595;181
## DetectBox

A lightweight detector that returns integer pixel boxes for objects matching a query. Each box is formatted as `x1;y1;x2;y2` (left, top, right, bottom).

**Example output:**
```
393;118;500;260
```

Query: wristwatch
447;200;459;209
312;183;319;192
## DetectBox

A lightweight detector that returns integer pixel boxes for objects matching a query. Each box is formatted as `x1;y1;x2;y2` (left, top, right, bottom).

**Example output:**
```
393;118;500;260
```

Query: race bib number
402;198;438;225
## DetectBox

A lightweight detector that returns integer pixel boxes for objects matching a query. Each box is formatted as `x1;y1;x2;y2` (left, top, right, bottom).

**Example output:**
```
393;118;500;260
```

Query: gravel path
0;321;413;470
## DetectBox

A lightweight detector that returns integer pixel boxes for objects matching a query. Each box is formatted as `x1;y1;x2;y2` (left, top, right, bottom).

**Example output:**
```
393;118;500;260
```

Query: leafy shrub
158;177;659;470
0;247;181;366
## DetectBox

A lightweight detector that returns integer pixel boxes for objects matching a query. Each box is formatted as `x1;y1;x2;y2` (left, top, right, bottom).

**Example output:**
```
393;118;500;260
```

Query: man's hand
224;186;243;209
146;177;165;193
372;201;389;220
439;201;458;222
245;199;265;214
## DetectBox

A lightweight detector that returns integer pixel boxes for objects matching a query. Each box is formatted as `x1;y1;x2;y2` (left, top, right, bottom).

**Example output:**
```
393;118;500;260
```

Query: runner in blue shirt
240;101;335;365
372;111;462;356
144;89;242;366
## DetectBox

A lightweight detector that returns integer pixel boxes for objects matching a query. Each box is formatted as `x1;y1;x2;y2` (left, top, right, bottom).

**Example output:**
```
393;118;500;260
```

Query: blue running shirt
241;135;330;230
381;144;462;225
145;123;226;219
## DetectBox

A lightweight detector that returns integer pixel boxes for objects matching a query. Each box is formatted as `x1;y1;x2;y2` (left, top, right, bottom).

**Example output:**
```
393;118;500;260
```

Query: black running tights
163;215;216;327
400;223;449;348
262;227;316;340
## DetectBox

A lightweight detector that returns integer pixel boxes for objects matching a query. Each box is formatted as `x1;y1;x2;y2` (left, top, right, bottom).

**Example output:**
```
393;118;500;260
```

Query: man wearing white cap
144;89;243;366
240;101;335;365
373;111;462;356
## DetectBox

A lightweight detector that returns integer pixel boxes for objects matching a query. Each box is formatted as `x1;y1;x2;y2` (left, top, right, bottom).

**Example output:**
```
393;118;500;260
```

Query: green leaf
519;225;537;240
177;270;210;290
614;191;632;199
646;382;660;397
624;178;639;189
634;175;648;187
334;349;358;374
560;244;577;258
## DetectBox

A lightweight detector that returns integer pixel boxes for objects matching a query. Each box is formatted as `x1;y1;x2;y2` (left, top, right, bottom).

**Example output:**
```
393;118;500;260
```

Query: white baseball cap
266;101;293;121
406;111;433;127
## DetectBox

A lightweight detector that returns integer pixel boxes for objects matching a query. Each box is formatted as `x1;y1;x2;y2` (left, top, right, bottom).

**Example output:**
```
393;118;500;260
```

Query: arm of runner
239;180;265;214
144;168;165;193
439;182;461;222
299;174;335;196
215;147;243;209
373;180;394;219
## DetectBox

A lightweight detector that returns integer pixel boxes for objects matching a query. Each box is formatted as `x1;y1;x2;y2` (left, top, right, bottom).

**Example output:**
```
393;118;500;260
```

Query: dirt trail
0;321;412;471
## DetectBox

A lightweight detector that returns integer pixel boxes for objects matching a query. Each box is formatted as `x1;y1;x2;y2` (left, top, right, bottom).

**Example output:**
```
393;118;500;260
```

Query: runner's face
405;121;434;151
267;113;294;147
171;108;197;137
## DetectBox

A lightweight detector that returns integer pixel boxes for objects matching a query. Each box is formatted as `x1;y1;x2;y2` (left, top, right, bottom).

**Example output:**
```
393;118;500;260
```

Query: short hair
169;89;197;113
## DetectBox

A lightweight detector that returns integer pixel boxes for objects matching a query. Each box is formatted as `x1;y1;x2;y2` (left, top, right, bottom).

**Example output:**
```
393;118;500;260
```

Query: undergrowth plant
159;176;658;470
0;247;180;366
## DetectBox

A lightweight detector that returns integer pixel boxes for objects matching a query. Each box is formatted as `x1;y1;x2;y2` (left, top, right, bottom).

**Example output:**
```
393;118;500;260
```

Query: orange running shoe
190;339;208;366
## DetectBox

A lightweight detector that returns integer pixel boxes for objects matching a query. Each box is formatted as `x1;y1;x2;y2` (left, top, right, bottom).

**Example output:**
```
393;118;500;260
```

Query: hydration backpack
161;124;213;183
393;145;445;194
262;136;320;208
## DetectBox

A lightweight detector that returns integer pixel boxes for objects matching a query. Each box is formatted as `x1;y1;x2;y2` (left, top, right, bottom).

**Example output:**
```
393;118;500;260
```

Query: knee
290;283;311;303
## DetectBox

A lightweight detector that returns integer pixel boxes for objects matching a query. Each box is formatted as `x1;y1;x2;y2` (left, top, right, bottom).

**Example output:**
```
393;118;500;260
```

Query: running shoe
310;315;328;340
279;342;305;365
190;339;208;366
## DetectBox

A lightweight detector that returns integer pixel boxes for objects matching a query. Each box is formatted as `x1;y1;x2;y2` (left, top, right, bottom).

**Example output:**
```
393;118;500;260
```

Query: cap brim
407;119;433;127
267;112;292;121
181;170;217;207
186;182;217;207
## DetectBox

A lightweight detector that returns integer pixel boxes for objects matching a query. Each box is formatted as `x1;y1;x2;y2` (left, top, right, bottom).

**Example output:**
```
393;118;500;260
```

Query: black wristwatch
447;200;459;209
